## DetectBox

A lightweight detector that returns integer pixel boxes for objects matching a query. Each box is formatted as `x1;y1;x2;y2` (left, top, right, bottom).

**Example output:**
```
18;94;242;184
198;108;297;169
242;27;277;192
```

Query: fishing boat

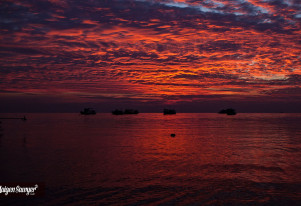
163;109;176;115
218;108;236;115
112;109;139;115
80;108;96;115
112;109;124;115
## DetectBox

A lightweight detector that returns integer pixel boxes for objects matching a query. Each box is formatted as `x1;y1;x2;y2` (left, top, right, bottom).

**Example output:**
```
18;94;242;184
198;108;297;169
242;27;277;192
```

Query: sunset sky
1;0;300;112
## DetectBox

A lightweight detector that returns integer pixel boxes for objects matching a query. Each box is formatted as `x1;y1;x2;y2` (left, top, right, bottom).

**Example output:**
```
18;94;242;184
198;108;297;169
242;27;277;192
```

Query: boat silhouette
163;109;176;115
112;109;139;115
80;108;96;115
112;109;124;115
218;108;237;115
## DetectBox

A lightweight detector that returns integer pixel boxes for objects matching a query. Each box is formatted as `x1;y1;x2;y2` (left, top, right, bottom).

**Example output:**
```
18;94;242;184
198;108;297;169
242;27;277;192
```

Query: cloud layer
0;0;300;111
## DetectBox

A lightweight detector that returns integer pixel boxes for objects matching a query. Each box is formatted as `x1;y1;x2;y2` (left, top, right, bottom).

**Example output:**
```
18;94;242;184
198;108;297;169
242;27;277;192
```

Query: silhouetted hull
80;111;96;115
163;109;176;115
218;108;236;115
112;110;124;115
80;108;96;115
112;109;139;115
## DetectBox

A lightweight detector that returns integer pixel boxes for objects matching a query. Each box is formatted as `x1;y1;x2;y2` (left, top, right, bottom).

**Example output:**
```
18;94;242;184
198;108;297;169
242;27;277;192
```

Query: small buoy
170;133;176;137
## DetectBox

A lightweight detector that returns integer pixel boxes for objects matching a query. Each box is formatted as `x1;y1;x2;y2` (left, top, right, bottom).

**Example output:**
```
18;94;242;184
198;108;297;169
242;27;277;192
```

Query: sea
0;113;300;205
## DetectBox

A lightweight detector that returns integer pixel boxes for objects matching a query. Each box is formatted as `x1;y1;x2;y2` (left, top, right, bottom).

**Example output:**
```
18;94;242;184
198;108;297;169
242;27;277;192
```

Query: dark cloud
263;86;301;98
173;72;238;80
283;74;301;85
0;66;36;74
198;40;242;52
0;46;46;55
161;94;226;100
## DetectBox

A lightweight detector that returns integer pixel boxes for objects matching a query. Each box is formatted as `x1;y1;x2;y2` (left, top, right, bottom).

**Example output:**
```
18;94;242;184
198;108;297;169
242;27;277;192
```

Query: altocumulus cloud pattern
0;0;300;111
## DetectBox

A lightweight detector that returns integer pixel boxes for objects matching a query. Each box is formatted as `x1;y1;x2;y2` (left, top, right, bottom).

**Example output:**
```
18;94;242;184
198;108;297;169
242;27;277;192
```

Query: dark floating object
112;109;139;115
163;109;176;115
112;109;123;115
0;116;27;121
218;108;237;115
80;108;96;115
170;133;176;137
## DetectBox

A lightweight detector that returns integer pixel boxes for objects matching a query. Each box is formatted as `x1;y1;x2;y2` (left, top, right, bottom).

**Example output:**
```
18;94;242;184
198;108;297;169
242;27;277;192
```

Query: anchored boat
218;108;237;115
112;109;139;115
80;108;96;115
163;109;176;115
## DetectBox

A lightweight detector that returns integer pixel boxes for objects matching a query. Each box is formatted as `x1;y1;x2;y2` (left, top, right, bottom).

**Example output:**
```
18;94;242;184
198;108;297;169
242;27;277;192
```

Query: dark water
0;113;300;205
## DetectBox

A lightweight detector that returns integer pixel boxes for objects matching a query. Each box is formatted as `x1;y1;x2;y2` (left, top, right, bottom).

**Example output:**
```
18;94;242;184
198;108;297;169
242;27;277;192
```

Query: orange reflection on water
1;113;300;205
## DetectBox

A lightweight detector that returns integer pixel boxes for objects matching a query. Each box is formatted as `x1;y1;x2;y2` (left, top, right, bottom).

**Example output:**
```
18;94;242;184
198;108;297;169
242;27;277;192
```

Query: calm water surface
0;113;300;205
